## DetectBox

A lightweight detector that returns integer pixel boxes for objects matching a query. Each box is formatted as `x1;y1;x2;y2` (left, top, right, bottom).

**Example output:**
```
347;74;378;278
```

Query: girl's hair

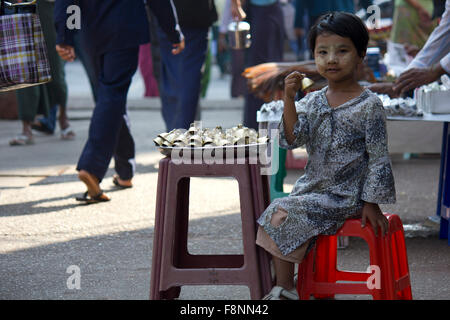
308;12;369;58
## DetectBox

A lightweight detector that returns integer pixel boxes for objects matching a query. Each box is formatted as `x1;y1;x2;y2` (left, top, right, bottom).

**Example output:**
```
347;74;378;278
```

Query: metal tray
158;142;268;160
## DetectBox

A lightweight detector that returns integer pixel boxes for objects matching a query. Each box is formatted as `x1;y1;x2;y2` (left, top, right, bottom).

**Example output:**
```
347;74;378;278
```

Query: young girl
256;12;396;300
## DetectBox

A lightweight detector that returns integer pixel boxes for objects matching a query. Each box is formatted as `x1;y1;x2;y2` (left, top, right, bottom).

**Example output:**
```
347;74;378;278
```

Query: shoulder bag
0;0;52;92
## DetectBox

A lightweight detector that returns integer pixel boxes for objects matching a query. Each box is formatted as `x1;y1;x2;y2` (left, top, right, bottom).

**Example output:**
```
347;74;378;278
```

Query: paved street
0;63;449;300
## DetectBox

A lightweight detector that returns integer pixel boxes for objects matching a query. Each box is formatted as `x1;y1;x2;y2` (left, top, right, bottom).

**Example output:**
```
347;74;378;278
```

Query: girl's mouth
326;68;340;72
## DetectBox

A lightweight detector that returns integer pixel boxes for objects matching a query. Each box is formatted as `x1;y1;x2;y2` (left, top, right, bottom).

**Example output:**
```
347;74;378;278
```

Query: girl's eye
340;49;348;53
318;50;327;55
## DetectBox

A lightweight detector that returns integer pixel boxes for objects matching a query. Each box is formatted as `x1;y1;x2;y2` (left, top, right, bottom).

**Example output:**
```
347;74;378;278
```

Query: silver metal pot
227;21;251;50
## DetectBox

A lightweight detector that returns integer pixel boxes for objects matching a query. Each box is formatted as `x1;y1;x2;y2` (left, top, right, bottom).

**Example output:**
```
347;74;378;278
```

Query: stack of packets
415;76;450;114
257;100;284;123
377;94;422;117
154;123;269;150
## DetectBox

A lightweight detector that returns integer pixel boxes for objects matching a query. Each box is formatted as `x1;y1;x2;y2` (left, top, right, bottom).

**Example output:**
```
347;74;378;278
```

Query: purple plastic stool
150;157;273;299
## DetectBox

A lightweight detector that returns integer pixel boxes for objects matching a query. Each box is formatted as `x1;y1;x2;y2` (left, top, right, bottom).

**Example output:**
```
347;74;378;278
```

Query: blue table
388;114;450;244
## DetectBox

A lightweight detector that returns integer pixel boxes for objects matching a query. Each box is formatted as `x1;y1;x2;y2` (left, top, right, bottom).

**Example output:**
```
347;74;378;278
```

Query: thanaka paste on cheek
314;33;362;79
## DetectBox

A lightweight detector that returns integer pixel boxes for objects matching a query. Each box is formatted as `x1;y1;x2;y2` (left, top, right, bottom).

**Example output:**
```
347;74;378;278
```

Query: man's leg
76;47;139;188
113;113;135;184
157;26;181;132
172;27;209;130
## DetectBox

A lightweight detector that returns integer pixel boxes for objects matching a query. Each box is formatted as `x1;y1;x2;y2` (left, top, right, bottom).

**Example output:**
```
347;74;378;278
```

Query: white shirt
407;0;450;74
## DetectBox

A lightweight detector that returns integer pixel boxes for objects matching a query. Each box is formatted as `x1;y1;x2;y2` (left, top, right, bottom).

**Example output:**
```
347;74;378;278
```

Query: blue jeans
38;104;58;133
157;26;208;131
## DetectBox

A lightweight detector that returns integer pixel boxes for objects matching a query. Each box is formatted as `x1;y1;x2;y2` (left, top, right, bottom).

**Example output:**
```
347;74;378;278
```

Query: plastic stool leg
250;164;274;295
150;158;169;300
388;215;412;299
314;236;336;299
160;177;191;299
379;234;397;300
297;248;315;300
394;231;412;299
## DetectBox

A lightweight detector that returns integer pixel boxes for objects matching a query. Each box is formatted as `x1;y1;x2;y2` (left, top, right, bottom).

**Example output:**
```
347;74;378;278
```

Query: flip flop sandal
76;191;110;204
263;286;299;300
9;134;34;146
112;175;133;189
61;126;75;140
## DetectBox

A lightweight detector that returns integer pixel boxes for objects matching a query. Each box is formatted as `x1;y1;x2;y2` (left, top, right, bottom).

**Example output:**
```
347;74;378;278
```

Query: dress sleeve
278;98;309;150
407;2;450;73
361;97;396;204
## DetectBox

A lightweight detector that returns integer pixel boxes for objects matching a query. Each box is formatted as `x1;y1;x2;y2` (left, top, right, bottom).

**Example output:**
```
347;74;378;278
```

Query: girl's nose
327;52;338;64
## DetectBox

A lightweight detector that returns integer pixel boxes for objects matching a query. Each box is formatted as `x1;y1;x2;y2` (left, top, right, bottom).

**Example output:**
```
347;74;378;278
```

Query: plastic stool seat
296;213;412;300
150;157;273;299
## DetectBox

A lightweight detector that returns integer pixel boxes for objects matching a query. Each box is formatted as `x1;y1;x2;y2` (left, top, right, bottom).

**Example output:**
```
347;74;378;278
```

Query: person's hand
361;202;389;237
55;44;76;62
393;63;446;95
403;43;420;57
368;82;399;97
171;38;185;55
231;0;246;21
284;71;304;100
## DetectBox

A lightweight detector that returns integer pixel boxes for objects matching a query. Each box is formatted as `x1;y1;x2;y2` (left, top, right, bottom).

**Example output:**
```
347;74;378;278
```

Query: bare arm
283;72;304;145
404;0;432;27
394;62;446;94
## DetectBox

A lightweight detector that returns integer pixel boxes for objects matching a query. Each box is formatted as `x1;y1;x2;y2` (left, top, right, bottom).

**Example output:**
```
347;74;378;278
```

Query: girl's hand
284;71;304;100
361;202;389;237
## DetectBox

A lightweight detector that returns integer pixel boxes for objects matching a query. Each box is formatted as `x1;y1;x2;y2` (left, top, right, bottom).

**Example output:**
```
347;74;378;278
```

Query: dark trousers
243;3;284;130
157;26;209;131
76;47;139;182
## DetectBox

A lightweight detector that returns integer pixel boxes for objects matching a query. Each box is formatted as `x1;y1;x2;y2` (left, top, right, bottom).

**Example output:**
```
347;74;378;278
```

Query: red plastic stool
150;157;273;299
296;213;412;300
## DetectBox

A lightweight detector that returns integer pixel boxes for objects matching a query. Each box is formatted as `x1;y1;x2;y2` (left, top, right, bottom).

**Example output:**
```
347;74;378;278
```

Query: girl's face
314;32;364;84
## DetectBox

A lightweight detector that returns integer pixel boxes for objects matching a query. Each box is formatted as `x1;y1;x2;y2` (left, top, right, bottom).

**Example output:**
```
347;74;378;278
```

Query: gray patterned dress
258;87;396;256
